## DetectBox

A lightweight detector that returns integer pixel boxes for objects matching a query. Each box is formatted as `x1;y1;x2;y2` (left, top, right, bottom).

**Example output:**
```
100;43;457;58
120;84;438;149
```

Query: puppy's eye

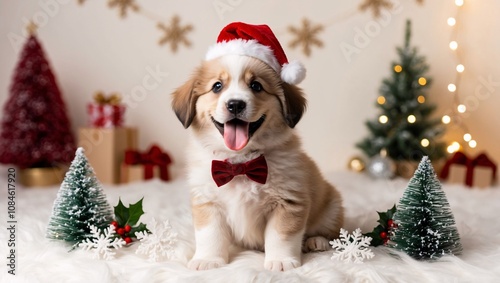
250;81;263;92
212;82;223;93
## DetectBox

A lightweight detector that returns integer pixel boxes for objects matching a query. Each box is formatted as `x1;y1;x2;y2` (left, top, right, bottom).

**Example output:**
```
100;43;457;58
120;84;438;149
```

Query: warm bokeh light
463;133;471;142
447;17;456;26
457;104;466;113
377;96;386;105
407;115;416;123
417;95;425;103
442;115;451;124
455;0;464;7
394;65;402;73
418;77;427;86
456;64;465;73
469;140;477;148
449;41;458;50
448;83;457;92
379;115;388;124
421;138;430;147
447;141;461;153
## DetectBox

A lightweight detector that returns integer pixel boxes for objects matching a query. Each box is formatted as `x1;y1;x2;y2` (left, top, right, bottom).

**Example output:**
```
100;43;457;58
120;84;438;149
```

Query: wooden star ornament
359;0;393;18
108;0;140;18
288;18;324;57
157;15;193;53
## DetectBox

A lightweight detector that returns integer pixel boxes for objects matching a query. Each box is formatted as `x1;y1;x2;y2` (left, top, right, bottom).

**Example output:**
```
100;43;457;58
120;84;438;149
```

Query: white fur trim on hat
205;39;281;73
281;60;306;85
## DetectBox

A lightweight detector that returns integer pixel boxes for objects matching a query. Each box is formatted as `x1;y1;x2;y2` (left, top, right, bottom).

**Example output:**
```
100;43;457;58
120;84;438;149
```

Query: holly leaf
364;204;397;246
113;197;146;227
114;198;129;226
127;198;145;227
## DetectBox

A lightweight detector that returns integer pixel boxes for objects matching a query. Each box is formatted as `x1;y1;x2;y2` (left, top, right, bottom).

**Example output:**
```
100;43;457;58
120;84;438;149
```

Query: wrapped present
440;151;497;188
87;92;125;128
122;144;172;183
467;153;497;188
78;127;138;184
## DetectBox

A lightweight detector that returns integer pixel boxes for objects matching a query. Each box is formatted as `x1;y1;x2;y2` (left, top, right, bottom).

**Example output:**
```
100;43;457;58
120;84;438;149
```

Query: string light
447;141;461;153
421;138;430;147
379;115;388;124
377;96;386;105
394;65;402;73
449;41;458;50
407;115;416;123
417;95;425;103
443;0;477;152
442;115;451;124
469;140;477;148
418;77;427;86
447;17;456;26
463;133;471;142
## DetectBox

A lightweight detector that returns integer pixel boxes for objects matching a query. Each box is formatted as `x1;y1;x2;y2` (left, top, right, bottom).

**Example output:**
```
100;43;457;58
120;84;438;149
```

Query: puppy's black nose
227;100;246;115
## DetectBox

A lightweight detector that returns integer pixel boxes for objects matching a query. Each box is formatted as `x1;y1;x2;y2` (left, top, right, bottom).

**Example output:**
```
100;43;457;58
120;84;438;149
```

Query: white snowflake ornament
330;228;374;264
79;224;125;260
135;218;177;262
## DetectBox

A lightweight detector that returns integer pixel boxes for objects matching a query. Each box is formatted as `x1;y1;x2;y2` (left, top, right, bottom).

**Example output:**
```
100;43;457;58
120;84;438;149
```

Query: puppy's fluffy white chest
218;180;270;250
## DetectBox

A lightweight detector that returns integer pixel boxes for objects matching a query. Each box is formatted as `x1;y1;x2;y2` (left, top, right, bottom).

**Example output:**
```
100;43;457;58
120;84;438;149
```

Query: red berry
380;231;388;239
124;225;131;233
111;221;118;228
387;219;394;228
124;237;132;244
116;227;125;235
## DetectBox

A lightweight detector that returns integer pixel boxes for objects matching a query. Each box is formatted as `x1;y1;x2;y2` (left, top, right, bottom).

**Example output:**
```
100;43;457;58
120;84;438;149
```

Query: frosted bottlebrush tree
46;148;113;247
390;156;462;259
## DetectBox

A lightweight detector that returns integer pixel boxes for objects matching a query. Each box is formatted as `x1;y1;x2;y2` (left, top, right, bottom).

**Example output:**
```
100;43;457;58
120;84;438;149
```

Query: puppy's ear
171;76;198;128
281;82;307;128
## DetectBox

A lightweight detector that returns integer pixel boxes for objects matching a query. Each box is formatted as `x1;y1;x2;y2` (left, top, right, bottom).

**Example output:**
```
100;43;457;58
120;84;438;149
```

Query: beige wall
0;0;498;176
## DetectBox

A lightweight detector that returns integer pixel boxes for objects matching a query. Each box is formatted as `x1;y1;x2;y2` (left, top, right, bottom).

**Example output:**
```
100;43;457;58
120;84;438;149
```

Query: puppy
171;22;343;271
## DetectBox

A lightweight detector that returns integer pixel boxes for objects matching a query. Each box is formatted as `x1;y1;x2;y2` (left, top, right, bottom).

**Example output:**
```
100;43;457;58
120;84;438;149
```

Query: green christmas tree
390;156;462;260
357;20;445;161
46;147;113;247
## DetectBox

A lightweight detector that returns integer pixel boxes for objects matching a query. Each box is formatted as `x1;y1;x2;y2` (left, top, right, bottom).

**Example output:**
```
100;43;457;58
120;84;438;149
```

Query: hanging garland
77;0;424;55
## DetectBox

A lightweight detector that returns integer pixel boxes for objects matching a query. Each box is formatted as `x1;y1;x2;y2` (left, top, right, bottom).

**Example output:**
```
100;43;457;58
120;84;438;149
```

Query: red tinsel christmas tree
0;29;75;168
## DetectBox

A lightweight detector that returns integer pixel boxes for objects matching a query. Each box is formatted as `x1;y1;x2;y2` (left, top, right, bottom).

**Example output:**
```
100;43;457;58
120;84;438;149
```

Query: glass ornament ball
367;155;396;179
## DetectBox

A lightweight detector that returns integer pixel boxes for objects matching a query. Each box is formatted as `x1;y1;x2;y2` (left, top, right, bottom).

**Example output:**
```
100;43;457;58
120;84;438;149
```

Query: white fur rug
1;169;499;283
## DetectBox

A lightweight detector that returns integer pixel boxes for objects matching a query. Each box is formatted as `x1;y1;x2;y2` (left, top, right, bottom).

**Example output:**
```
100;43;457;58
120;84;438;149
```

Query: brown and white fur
172;54;343;271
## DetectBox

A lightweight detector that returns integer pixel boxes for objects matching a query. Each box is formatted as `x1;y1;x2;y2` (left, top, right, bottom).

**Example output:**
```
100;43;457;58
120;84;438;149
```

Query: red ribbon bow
124;145;172;181
440;151;497;187
211;155;268;187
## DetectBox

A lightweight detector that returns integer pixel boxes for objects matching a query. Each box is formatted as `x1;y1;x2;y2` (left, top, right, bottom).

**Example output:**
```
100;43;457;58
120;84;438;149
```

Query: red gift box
87;92;125;128
121;144;172;182
440;151;497;188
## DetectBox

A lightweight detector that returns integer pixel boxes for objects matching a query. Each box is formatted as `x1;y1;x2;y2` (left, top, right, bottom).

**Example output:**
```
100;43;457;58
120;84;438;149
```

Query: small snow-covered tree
46;147;113;246
390;156;462;259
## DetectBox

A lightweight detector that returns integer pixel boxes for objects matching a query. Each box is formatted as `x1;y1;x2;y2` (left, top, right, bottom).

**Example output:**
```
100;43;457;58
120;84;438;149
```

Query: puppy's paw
264;258;301;271
303;236;330;252
188;258;226;270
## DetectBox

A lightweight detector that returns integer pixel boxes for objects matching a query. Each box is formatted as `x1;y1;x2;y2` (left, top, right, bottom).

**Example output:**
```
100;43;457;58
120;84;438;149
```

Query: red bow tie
211;155;268;187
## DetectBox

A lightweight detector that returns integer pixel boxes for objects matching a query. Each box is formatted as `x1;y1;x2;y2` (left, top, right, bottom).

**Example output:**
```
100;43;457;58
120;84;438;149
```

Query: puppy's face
172;55;306;152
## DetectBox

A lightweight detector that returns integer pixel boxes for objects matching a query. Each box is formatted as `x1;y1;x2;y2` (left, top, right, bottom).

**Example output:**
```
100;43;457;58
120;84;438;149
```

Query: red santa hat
205;22;306;85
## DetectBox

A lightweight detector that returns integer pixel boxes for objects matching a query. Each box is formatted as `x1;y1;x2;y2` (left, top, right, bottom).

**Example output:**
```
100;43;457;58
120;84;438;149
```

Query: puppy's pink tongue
224;120;249;151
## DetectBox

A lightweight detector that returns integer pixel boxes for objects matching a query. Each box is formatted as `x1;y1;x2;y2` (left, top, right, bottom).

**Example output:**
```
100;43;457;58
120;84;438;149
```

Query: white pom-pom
280;60;306;85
